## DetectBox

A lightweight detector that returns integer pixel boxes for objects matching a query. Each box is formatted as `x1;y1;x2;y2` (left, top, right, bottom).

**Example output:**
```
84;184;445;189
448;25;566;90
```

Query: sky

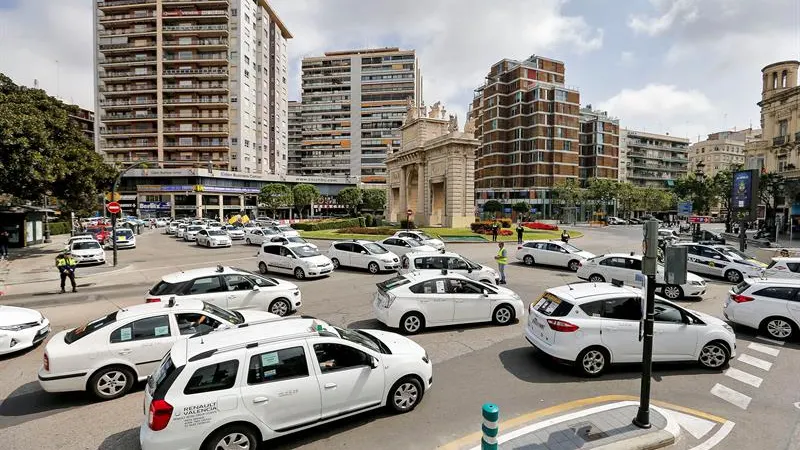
0;0;799;143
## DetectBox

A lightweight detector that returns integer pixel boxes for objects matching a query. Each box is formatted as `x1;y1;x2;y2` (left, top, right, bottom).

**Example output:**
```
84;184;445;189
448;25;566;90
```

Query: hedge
49;222;72;235
291;217;365;231
336;227;398;235
470;219;512;233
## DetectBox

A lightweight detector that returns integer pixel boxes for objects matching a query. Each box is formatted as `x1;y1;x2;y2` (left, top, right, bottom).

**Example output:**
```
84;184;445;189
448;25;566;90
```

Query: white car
175;224;188;239
156;218;168;227
65;235;97;250
195;229;232;248
373;271;524;334
183;225;205;242
206;221;224;230
577;253;707;300
328;240;400;273
723;278;800;340
764;257;800;279
378;237;438;264
139;317;432;450
672;242;765;283
166;222;179;234
38;300;278;400
0;305;50;356
525;283;736;377
106;228;136;249
244;227;282;245
223;225;245;240
270;235;318;249
146;266;302;317
402;250;498;285
269;224;300;237
69;240;107;266
516;240;595;272
392;230;445;251
257;243;334;280
606;216;627;225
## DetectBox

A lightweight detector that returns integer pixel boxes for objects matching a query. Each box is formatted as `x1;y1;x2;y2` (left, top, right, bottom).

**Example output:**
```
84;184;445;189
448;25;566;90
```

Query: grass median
299;227;583;242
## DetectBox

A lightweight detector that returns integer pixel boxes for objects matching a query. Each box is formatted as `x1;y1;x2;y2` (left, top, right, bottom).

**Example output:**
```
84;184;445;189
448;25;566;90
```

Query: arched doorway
406;165;418;216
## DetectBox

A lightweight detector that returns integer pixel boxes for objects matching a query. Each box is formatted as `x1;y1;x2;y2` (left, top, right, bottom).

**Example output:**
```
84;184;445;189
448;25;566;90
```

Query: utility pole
633;219;659;429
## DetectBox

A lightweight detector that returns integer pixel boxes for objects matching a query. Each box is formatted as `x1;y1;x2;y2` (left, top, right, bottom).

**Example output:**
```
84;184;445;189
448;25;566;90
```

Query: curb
592;406;678;450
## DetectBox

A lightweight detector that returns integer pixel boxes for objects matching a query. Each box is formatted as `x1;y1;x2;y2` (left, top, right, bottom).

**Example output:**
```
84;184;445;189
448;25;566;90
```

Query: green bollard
482;403;499;450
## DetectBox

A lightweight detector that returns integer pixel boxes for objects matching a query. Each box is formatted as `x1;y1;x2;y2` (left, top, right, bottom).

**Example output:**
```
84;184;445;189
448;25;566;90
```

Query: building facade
471;55;581;216
287;100;302;173
579;105;619;181
689;129;758;178
93;0;291;175
624;130;689;188
69;107;95;142
295;48;423;184
618;129;629;182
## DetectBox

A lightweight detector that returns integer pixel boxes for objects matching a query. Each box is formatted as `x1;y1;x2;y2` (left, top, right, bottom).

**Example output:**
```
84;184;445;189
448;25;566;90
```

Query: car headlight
0;325;25;331
723;323;734;334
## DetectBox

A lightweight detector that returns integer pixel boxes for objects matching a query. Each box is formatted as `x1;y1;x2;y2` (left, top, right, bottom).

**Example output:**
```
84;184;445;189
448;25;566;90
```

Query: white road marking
756;336;785;346
747;342;780;357
710;383;752;410
663;409;717;439
688;421;736;450
724;367;763;388
738;354;773;371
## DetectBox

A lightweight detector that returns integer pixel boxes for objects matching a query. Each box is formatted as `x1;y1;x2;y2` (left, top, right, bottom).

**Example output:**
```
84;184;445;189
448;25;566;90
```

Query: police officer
56;251;77;293
491;220;499;242
494;242;508;284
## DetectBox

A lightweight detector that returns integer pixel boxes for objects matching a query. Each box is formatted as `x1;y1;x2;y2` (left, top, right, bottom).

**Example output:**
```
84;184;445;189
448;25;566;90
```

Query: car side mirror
482;289;489;297
252;285;261;291
370;356;379;369
361;251;367;254
467;268;473;273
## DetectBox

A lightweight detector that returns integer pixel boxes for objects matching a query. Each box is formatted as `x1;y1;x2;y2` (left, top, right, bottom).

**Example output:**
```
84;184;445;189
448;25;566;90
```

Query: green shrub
364;214;374;227
400;219;415;229
49;222;72;235
336;227;398;235
291;218;363;231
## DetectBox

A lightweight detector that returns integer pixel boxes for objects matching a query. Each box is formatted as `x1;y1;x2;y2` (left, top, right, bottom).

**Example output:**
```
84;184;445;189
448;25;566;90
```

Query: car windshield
364;243;388;254
416;232;434;240
202;302;243;324
73;241;101;250
287;236;306;243
188;226;203;231
293;245;320;257
116;230;133;237
147;353;176;396
717;247;750;260
406;239;422;247
65;312;118;344
462;255;483;269
333;326;382;353
561;243;582;253
208;230;227;236
277;226;294;232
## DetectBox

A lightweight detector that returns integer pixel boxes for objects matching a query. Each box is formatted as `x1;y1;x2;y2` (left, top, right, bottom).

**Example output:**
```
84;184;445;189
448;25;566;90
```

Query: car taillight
731;294;754;303
145;298;162;303
547;319;580;332
148;399;174;431
43;353;49;371
518;246;523;250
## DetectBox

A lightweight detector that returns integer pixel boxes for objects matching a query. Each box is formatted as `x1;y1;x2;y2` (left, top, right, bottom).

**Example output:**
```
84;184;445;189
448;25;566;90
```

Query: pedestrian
55;251;77;293
491;220;499;242
0;230;8;259
494;242;508;284
516;222;524;244
561;229;570;243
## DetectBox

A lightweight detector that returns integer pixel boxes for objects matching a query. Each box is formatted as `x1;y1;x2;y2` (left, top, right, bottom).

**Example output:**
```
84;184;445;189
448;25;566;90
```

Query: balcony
98;27;157;37
774;135;788;146
98;0;156;9
162;24;228;34
162;68;228;78
99;99;158;107
163;126;229;134
162;0;229;4
98;12;156;23
99;70;157;79
163;82;228;92
163;97;228;106
99;84;157;94
101;128;158;136
101;113;158;121
101;141;157;150
161;10;228;20
163;53;227;63
163;39;228;49
99;55;157;66
164;140;230;149
99;41;157;52
163;112;229;121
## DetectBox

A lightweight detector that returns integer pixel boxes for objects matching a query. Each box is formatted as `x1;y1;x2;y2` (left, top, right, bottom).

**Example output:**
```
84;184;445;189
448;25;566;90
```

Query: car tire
698;341;730;370
760;316;796;341
386;377;424;414
202;424;259;450
588;274;605;282
568;259;580;272
662;285;683;300
331;258;340;269
576;347;609;377
368;262;380;274
523;255;534;266
294;267;305;280
269;298;291;317
258;262;268;274
492;304;515;325
89;365;135;401
400;312;425;335
724;269;743;283
245;238;251;245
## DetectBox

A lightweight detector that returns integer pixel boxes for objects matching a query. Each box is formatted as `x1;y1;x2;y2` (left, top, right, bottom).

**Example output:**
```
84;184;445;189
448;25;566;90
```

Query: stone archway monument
386;100;478;228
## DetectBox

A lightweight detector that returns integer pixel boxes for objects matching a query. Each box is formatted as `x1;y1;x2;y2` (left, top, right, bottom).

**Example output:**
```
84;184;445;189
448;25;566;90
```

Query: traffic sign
107;202;121;214
677;201;692;215
105;192;121;202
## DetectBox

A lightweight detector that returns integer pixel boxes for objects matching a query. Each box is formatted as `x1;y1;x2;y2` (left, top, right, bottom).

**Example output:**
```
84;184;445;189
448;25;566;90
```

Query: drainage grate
570;421;609;442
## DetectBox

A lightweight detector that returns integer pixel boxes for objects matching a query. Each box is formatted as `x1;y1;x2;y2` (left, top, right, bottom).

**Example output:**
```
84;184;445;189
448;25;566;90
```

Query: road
1;225;799;450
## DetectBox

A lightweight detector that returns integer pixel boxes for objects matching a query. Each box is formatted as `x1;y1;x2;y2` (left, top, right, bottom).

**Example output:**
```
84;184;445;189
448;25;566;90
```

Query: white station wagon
257;243;334;280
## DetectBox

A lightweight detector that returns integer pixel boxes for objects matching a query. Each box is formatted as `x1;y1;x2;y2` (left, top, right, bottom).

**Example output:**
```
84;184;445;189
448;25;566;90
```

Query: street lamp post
111;161;150;267
693;162;706;236
43;192;52;243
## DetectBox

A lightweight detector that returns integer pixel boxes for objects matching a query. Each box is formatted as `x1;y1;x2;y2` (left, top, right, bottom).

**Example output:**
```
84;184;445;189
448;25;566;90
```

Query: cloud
628;0;699;36
620;51;635;64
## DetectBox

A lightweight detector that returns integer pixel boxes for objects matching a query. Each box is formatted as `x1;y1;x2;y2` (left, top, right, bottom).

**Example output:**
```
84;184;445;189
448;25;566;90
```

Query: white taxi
139;317;431;450
195;229;232;248
392;230;445;251
183;225;205;242
515;240;595;272
257;243;334;280
269;224;300;238
244;227;282;246
672;242;765;283
402;250;499;284
328;240;400;273
38;300;278;400
0;305;50;356
69;240;107;266
373;271;524;334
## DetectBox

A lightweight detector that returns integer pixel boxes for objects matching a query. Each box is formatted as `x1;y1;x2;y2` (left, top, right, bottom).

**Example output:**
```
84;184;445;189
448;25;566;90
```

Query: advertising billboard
730;169;760;221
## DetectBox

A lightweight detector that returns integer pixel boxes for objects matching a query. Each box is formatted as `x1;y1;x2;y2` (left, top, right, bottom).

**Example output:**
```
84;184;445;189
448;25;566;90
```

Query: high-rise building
579;105;619;181
69;107;95;142
471;55;580;213
93;0;291;174
295;48;422;183
689;128;759;178
287;100;302;174
618;129;629;182
624;130;689;188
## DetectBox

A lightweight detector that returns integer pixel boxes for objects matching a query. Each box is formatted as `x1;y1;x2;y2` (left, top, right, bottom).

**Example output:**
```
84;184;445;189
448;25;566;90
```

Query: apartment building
287;100;302;174
295;48;423;183
69;107;95;142
624;130;689;188
471;55;581;214
93;0;291;175
618;129;629;182
579;105;619;181
689;128;759;177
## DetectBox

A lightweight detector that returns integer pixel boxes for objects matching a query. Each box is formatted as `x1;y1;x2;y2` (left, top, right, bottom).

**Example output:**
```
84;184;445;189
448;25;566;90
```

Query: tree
512;201;529;219
552;179;584;223
291;183;319;219
336;187;363;216
674;174;717;215
482;200;503;217
259;183;293;218
615;182;638;220
586;178;619;214
759;172;785;230
362;188;387;213
710;167;739;232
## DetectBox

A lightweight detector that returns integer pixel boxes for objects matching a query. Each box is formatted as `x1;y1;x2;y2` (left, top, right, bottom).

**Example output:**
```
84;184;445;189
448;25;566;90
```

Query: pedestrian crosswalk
710;338;782;410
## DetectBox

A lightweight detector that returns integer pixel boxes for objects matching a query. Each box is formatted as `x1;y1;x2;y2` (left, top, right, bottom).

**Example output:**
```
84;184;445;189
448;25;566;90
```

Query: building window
244;140;250;148
779;119;789;137
564;141;571;151
554;90;567;102
782;70;788;88
773;72;779;89
231;8;237;16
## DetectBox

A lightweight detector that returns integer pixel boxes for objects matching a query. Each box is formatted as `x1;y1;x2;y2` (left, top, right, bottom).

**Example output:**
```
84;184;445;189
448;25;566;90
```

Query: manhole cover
571;421;609;442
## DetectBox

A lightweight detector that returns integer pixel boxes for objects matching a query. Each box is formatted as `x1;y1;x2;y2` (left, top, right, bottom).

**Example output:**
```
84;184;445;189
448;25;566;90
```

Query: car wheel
269;298;291;317
724;269;743;283
493;304;515;325
568;260;580;272
588;274;605;282
206;240;211;248
662;285;683;300
387;377;424;413
368;262;380;274
331;258;340;269
400;312;424;335
89;366;135;400
760;316;796;340
245;238;251;245
698;341;730;370
202;424;259;450
294;267;305;280
258;262;268;274
523;255;534;266
576;347;608;377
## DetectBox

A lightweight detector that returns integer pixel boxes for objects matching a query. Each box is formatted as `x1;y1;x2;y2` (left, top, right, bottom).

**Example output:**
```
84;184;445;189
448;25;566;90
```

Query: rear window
147;353;183;398
731;280;751;295
377;275;411;291
65;312;118;344
184;360;239;395
149;280;185;296
532;292;574;317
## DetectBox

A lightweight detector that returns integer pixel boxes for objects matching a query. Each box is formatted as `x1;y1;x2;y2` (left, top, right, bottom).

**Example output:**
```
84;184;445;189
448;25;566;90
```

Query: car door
241;343;322;431
450;279;493;323
546;243;570;267
409;279;456;325
528;242;549;264
108;314;175;377
788;289;800;325
652;301;698;361
699;247;729;277
311;341;385;418
599;296;642;362
279;246;298;273
332;243;352;267
350;243;368;269
196;229;208;245
446;256;472;279
221;274;261;310
181;276;228;307
597;257;629;283
252;229;264;245
686;245;713;275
